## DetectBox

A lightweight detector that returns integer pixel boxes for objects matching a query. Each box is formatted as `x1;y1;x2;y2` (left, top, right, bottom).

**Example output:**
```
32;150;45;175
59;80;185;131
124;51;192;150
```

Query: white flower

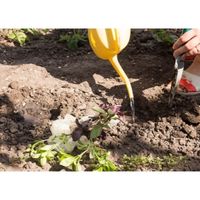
64;114;76;124
50;119;71;136
50;114;77;136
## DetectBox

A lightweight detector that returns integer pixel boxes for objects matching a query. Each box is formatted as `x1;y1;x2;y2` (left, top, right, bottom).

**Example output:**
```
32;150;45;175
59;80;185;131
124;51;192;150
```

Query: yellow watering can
88;29;135;119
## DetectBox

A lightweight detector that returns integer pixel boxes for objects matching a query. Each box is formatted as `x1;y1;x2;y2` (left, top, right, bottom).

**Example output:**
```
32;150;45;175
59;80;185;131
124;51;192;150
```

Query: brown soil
0;29;200;171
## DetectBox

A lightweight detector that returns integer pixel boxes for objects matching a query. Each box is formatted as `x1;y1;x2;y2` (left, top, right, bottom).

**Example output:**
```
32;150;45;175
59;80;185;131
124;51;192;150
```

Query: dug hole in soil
0;29;200;171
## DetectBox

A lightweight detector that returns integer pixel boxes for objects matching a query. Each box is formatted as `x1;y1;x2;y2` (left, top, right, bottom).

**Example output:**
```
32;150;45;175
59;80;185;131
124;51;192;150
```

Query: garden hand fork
168;28;191;106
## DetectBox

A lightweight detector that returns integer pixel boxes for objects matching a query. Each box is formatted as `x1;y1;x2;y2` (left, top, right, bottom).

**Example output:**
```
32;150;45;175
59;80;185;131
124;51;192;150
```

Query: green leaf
60;157;76;167
77;143;88;151
107;109;115;116
93;107;106;114
104;124;110;129
31;153;41;159
75;163;82;171
8;30;28;46
46;151;57;159
74;158;82;171
106;161;118;171
40;157;47;167
40;151;48;157
89;151;94;159
90;124;103;139
94;166;103;172
99;158;106;165
40;145;53;151
15;32;27;46
8;32;15;39
25;28;40;35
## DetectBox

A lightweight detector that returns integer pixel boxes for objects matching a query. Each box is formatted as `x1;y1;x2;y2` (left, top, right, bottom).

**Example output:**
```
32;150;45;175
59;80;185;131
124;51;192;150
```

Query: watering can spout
88;29;135;120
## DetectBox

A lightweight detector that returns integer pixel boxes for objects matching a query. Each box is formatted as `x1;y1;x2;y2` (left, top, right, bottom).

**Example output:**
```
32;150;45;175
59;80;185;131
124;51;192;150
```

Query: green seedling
8;30;28;46
59;29;87;49
25;140;57;166
59;139;118;171
23;28;49;36
25;104;120;171
121;154;186;171
151;29;178;45
7;29;49;46
90;104;121;139
25;134;118;171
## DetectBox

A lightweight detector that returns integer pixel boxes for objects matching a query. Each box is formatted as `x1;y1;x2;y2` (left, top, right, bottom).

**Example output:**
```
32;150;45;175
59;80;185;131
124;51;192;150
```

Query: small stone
61;84;69;88
161;117;167;123
196;124;200;134
147;132;154;138
197;150;200;157
179;138;186;146
190;130;197;139
78;104;87;110
151;139;159;145
170;116;182;127
9;81;20;89
148;121;155;128
23;113;41;125
182;125;197;139
85;102;99;117
21;86;29;93
181;112;200;125
139;131;146;137
174;131;187;138
0;117;7;123
9;127;18;133
160;141;169;149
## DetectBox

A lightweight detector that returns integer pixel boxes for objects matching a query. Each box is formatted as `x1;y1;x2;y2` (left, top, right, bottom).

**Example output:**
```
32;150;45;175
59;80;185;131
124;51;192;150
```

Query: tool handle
182;28;191;34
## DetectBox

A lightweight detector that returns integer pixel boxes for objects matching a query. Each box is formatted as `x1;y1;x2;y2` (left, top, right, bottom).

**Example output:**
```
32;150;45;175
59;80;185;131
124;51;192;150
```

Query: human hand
172;29;200;60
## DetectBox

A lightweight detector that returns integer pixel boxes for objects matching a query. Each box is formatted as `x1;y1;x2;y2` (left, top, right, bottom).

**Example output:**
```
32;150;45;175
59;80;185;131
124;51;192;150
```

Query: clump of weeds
7;29;49;46
121;154;186;171
59;29;87;49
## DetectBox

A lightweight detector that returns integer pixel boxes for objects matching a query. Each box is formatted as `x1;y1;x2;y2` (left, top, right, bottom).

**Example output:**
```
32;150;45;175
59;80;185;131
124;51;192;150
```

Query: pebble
179;138;186;146
9;81;20;90
174;131;187;138
196;124;200;134
181;112;200;125
9;127;18;133
0;117;7;123
61;84;69;88
147;132;154;138
170;116;182;127
85;102;99;117
148;121;155;128
197;150;200;157
182;125;197;139
21;86;30;97
151;139;159;145
139;131;146;137
78;104;87;110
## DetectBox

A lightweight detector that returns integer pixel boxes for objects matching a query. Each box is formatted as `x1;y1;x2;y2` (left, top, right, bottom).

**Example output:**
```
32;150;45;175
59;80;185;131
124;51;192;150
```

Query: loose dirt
0;29;200;171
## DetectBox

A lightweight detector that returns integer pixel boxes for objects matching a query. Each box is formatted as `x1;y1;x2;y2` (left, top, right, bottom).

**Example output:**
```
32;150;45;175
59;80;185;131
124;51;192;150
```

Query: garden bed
0;29;200;171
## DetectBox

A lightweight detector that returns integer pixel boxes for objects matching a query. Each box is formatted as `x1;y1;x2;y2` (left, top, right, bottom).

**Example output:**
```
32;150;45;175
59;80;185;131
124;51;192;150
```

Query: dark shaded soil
0;29;200;171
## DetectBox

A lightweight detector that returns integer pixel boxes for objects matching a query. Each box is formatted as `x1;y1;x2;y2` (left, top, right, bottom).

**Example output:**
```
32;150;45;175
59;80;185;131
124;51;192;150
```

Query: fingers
182;47;199;60
173;35;200;58
172;29;196;50
184;55;196;61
